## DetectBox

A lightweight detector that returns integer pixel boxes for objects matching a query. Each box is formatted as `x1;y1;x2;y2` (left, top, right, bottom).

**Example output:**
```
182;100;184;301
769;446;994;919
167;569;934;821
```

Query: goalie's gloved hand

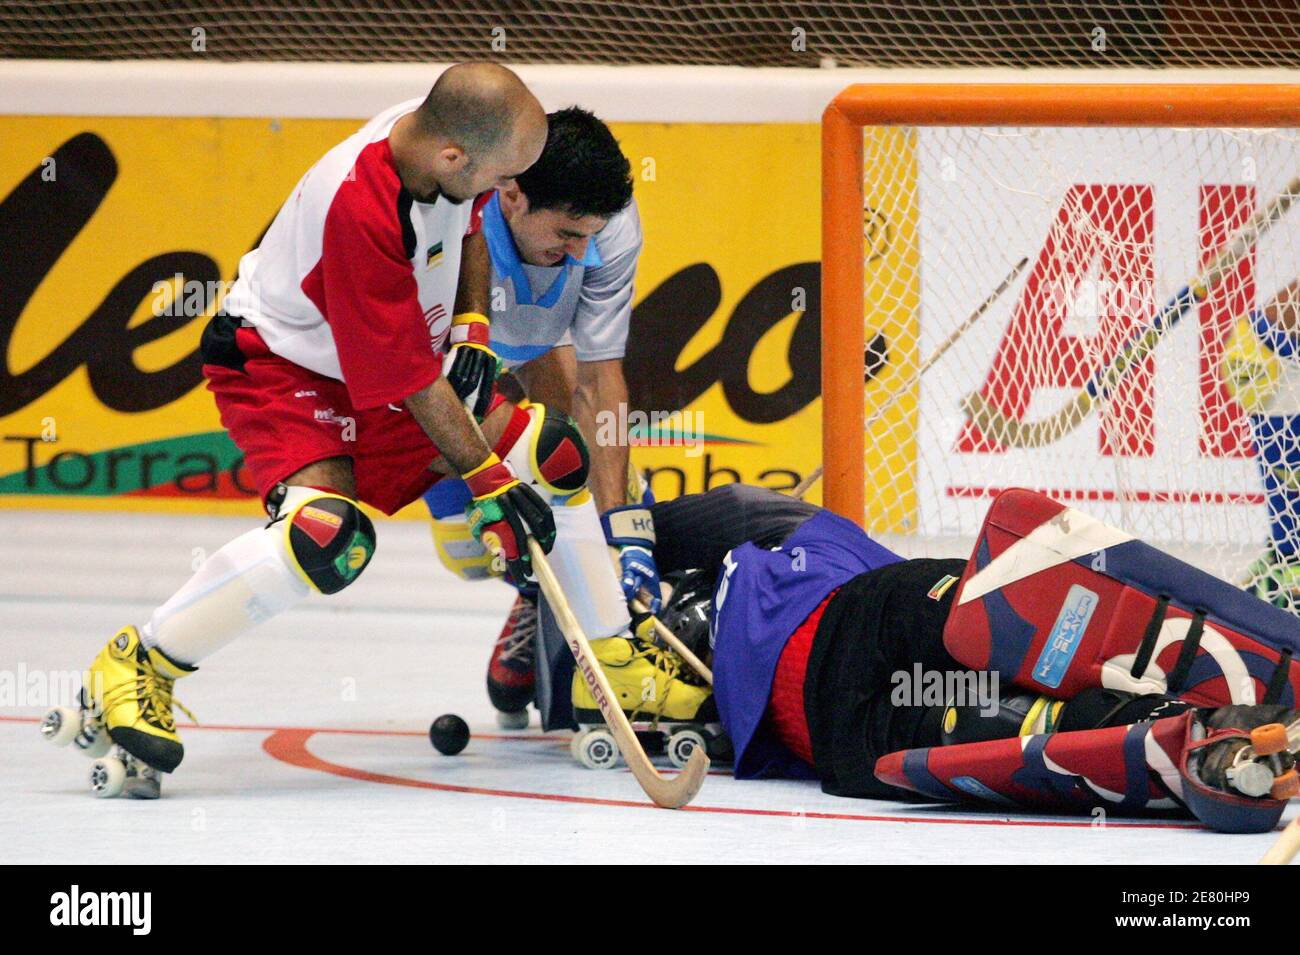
444;312;500;419
464;453;556;584
601;505;661;613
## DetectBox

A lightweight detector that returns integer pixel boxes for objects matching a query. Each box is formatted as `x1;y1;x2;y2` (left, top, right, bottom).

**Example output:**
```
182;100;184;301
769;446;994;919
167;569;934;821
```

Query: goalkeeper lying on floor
543;482;1300;833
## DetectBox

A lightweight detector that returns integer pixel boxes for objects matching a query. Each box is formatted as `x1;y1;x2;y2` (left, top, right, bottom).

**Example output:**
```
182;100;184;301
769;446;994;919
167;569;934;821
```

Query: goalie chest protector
943;489;1300;707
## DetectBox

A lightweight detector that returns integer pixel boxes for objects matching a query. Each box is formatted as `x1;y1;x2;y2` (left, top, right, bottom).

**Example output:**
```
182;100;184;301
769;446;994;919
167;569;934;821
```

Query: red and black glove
463;453;556;583
444;312;500;420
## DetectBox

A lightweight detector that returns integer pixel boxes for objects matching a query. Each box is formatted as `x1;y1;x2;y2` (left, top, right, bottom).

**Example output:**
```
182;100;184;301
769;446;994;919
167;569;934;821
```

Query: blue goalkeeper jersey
711;510;903;780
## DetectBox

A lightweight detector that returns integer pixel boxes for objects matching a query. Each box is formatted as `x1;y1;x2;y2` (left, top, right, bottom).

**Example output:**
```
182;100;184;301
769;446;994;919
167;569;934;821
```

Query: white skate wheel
666;729;706;769
76;721;112;759
496;709;530;730
90;756;126;798
572;728;620;770
1229;761;1275;798
40;707;81;747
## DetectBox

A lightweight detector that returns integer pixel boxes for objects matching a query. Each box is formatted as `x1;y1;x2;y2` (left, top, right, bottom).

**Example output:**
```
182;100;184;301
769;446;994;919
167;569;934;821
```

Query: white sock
547;495;631;640
140;522;311;666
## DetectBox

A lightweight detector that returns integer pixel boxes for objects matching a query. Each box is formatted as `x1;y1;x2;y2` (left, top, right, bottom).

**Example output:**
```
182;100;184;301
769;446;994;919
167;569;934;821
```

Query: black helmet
658;569;715;660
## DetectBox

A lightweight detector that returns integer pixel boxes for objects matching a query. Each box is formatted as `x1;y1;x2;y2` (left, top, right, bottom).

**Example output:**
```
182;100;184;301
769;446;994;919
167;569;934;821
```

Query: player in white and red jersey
43;64;638;798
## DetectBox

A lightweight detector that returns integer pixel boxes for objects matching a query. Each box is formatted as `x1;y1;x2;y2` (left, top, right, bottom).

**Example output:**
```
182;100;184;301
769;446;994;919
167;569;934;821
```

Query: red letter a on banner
957;184;1156;455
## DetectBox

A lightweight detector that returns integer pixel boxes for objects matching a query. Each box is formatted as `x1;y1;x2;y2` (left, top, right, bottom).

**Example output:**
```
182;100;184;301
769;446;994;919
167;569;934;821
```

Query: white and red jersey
222;98;488;410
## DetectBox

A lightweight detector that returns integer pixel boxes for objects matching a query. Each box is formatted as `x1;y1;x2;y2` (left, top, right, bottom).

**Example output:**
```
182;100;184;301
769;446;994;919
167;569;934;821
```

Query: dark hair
515;107;633;219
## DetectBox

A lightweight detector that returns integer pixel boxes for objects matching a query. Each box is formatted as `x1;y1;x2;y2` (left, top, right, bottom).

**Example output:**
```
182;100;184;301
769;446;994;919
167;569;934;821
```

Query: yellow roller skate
570;635;723;771
41;625;196;798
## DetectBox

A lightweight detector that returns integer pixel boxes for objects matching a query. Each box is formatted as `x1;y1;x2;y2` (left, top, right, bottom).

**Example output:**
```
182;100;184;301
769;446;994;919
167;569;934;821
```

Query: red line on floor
263;726;1200;831
8;714;1205;830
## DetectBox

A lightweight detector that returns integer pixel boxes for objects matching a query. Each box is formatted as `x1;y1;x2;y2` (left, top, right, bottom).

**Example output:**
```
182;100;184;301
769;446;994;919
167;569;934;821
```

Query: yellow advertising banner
0;116;918;521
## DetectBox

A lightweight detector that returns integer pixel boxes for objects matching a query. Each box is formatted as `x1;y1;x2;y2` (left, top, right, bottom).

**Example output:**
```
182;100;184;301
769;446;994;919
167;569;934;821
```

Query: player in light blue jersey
422;107;654;726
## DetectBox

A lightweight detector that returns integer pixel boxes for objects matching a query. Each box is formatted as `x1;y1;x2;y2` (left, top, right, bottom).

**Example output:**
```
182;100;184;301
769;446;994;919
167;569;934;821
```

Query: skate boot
1189;704;1300;801
569;635;724;771
1246;549;1300;614
487;592;537;729
41;625;195;798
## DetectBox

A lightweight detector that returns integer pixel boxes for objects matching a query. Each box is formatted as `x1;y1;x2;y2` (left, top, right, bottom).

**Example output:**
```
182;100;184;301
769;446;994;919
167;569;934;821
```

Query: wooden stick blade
1260;817;1300;865
528;539;710;809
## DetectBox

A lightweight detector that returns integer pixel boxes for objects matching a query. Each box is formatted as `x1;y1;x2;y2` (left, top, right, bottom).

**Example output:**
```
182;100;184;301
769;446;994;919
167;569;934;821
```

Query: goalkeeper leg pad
943;489;1300;709
877;704;1290;833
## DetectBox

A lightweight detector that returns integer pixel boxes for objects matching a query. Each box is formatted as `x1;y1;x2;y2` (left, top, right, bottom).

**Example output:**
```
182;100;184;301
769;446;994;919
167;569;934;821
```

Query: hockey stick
792;254;1031;500
1260;816;1300;864
528;539;710;808
963;176;1300;449
631;594;714;686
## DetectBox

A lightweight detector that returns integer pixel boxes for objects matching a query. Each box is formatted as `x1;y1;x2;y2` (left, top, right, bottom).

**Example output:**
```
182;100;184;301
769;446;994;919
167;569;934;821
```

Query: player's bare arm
512;345;578;411
403;375;494;474
443;228;500;418
572;357;630;514
1264;277;1300;332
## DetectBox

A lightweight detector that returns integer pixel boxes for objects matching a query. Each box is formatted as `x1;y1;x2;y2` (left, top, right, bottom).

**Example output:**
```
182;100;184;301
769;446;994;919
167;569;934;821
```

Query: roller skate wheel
666;729;707;770
1271;769;1300;800
1231;760;1276;798
40;707;81;747
75;720;112;758
1250;722;1290;757
571;728;620;770
90;757;126;798
496;709;530;730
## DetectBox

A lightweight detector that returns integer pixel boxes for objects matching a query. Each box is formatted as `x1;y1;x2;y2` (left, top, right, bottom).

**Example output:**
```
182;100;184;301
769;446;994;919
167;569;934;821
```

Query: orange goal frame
820;83;1300;525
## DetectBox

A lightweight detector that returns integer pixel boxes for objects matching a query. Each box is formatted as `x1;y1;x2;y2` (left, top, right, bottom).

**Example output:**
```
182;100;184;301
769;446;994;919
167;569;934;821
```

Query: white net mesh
0;1;1297;66
855;123;1300;612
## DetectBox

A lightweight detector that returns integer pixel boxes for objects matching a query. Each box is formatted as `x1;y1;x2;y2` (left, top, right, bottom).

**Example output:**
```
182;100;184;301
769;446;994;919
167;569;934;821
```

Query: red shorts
204;325;513;515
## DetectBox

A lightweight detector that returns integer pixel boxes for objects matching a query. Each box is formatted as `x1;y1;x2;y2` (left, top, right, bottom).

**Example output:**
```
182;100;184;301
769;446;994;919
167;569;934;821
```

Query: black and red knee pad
273;488;376;595
502;403;590;498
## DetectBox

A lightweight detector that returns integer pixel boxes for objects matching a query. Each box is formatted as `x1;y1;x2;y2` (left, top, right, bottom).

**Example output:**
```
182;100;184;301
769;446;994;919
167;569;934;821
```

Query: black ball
429;714;470;756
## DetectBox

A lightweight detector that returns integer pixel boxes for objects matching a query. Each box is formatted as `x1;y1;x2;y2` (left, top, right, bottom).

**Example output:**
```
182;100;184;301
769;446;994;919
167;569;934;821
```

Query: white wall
1;60;1295;121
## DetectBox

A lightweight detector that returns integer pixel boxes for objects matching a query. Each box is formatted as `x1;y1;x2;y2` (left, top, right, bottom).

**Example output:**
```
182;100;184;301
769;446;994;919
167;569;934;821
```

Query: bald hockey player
419;107;649;728
619;483;1300;833
42;65;635;798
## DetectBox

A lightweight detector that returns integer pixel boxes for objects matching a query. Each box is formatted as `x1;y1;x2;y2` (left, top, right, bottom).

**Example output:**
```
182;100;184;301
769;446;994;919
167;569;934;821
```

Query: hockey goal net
0;1;1296;66
820;83;1300;607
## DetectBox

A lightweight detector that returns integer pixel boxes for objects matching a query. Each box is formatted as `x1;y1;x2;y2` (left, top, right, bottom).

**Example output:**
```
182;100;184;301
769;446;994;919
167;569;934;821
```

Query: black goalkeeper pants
652;485;965;798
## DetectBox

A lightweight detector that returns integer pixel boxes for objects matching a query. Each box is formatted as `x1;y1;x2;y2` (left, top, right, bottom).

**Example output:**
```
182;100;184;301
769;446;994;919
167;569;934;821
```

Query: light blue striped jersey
481;190;642;370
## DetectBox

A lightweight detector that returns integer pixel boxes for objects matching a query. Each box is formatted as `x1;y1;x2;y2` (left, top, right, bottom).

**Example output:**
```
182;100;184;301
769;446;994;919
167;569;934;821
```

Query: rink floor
1;508;1291;865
